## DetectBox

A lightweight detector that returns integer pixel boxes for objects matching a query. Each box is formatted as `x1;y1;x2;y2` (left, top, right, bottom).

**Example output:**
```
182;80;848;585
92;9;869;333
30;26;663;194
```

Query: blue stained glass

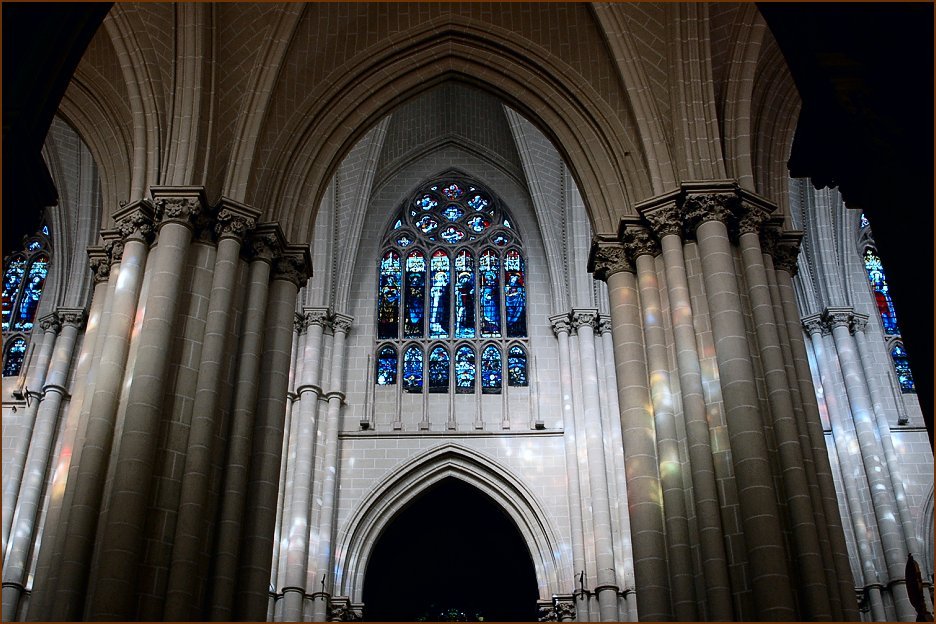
442;205;465;221
2;257;27;332
429;251;451;338
508;346;528;387
403;346;423;393
468;195;489;212
860;213;870;228
891;344;915;393
504;250;527;338
439;226;465;244
393;219;403;230
404;251;426;338
492;233;509;247
416;216;439;234
503;219;512;229
396;234;414;247
454;251;475;339
378;251;401;339
14;256;48;332
377;346;397;385
466;215;491;233
863;250;899;335
481;345;502;393
41;225;49;236
26;240;41;252
415;194;438;211
441;183;464;200
3;338;27;377
455;346;476;393
428;346;450;392
479;250;501;338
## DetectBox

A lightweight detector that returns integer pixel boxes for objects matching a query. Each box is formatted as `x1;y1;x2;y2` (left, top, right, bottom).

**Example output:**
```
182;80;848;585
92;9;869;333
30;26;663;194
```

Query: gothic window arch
375;177;528;394
2;224;52;376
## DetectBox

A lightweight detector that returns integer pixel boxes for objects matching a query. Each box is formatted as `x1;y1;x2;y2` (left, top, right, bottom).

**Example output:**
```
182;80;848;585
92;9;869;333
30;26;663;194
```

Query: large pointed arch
247;14;653;241
334;444;565;602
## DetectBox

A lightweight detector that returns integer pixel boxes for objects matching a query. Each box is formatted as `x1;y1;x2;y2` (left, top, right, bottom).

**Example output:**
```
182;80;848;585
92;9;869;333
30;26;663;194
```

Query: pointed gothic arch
334;444;565;603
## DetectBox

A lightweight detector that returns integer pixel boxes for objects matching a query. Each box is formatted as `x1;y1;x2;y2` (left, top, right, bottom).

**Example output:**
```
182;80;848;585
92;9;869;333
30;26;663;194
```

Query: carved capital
801;313;826;336
38;313;61;334
621;224;660;258
759;223;783;257
682;191;737;234
330;313;353;335
272;244;313;287
570;308;599;332
113;201;156;244
245;223;285;262
588;238;634;282
293;313;307;335
556;602;576;622
851;312;869;334
549;313;572;336
823;307;854;331
154;196;202;227
734;200;770;238
214;198;260;241
641;202;683;239
56;308;86;328
538;605;558;622
598;313;613;335
87;246;110;283
304;307;331;329
773;235;803;276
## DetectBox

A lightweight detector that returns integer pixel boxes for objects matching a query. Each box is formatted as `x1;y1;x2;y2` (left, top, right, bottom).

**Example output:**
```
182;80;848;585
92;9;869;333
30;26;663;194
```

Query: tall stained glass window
3;225;51;376
863;249;899;335
891;344;915;393
374;177;530;408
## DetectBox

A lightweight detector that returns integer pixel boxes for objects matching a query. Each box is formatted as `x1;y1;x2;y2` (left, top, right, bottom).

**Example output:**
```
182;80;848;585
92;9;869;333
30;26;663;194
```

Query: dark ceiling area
2;4;932;441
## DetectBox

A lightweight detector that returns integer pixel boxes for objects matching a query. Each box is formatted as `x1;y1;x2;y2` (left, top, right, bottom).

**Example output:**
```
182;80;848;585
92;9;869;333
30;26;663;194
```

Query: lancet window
2;224;51;376
375;178;528;394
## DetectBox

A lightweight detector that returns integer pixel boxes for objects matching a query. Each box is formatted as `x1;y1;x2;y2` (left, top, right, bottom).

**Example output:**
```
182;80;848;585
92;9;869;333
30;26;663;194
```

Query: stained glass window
429;251;451;338
441;183;464;200
377;346;397;385
891;343;915;393
3;338;27;377
479;250;501;338
442;205;465;221
503;249;526;338
428;346;450;392
439;226;465;244
404;251;426;338
378;251;401;339
13;255;49;332
416;215;439;234
41;225;50;236
507;345;528;387
466;215;491;233
468;194;489;212
863;249;899;335
860;213;870;229
2;257;27;332
454;250;475;339
481;345;502;393
403;346;423;393
455;346;476;393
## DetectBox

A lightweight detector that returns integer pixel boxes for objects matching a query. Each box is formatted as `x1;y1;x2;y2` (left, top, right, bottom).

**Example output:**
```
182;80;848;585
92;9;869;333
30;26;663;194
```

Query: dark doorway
362;477;539;621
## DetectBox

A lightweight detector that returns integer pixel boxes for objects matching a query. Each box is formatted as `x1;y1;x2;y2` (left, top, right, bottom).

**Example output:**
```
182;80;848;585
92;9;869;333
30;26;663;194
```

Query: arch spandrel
246;13;654;244
334;443;565;603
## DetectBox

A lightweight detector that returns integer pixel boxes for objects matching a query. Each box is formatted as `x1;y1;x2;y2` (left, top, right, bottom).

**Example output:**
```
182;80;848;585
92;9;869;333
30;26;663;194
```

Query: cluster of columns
549;309;636;622
268;306;357;622
7;186;311;622
587;180;859;621
803;307;923;621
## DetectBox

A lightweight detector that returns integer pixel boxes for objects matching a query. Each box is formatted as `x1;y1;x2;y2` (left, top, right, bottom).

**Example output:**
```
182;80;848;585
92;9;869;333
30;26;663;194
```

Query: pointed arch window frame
2;224;52;377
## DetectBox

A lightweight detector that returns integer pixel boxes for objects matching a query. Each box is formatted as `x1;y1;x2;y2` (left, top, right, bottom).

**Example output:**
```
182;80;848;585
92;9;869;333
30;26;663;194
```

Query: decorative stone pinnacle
38;313;61;334
682;191;737;234
588;238;634;282
113;200;156;244
621;224;660;259
56;308;86;328
549;313;572;335
570;308;599;331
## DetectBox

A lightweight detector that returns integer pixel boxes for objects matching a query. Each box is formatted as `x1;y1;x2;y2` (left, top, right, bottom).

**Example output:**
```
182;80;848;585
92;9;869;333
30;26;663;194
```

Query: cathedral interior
1;3;933;622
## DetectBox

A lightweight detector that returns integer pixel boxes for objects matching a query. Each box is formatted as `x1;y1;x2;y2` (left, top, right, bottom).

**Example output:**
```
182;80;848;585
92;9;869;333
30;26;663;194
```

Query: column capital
56;308;86;328
272;244;313;287
773;232;804;276
87;246;111;283
801;313;826;336
113;199;157;244
636;192;682;239
823;306;855;331
570;308;599;332
38;313;61;334
101;229;125;264
294;313;306;335
150;186;207;231
620;222;660;258
597;313;613;336
555;600;576;622
850;312;870;334
245;223;286;263
732;193;774;239
682;188;738;234
330;313;353;335
214;197;261;242
549;313;572;336
304;307;331;329
759;220;785;256
588;236;634;281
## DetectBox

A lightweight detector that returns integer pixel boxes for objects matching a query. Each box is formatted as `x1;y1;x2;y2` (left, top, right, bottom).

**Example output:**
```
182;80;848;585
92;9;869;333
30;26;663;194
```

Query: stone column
28;251;109;622
825;307;914;620
589;239;670;621
236;245;311;622
548;314;589;623
2;309;83;621
734;201;833;619
683;186;795;620
86;188;204;619
309;313;352;623
622;224;697;620
1;313;59;556
163;201;258;620
51;202;154;621
772;235;860;620
282;308;329;621
570;308;620;622
803;316;885;621
641;200;734;620
209;225;282;619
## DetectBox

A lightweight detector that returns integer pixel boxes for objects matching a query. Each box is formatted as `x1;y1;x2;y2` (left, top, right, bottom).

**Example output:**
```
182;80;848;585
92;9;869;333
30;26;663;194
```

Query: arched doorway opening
362;477;539;621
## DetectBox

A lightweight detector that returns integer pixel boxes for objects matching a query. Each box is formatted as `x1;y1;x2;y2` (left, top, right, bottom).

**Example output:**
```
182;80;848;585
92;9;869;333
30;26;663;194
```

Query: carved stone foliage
589;243;634;282
38;314;61;334
760;224;782;257
330;313;353;335
154;196;202;227
88;248;111;284
272;252;311;287
682;192;736;234
570;309;599;332
773;239;802;276
598;314;613;335
538;604;558;622
801;314;826;336
850;313;869;334
215;207;258;241
304;308;331;329
104;238;125;264
734;201;770;238
555;601;576;622
621;224;660;258
642;203;682;238
549;313;572;336
823;307;854;331
114;203;156;244
56;308;86;328
327;604;361;622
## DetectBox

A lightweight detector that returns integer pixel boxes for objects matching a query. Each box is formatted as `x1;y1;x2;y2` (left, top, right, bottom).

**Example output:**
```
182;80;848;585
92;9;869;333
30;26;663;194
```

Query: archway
362;477;539;621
